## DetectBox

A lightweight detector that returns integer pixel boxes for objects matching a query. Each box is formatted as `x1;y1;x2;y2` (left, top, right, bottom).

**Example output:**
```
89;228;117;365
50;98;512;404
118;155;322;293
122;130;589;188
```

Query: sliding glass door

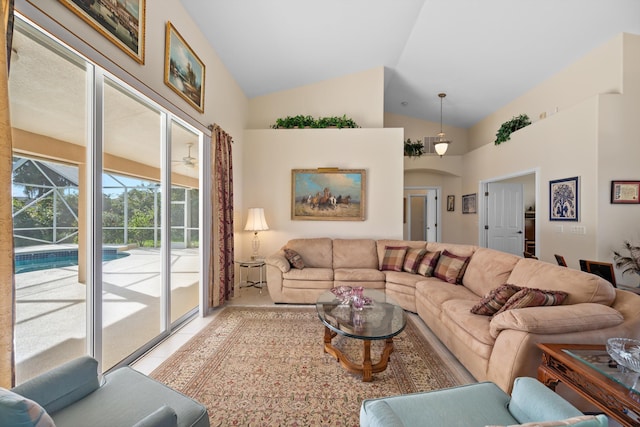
10;16;203;380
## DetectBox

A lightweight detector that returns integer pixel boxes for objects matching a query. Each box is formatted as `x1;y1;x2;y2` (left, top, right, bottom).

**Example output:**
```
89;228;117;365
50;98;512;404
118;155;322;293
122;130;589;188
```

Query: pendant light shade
433;93;451;157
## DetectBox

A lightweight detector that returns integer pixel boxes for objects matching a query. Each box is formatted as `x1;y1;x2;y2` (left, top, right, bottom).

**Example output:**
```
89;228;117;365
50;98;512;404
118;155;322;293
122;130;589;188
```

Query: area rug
151;306;472;426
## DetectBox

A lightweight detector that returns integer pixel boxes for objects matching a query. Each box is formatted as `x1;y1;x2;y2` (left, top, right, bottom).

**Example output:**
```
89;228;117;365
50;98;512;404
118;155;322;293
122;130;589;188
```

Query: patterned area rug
151;306;471;426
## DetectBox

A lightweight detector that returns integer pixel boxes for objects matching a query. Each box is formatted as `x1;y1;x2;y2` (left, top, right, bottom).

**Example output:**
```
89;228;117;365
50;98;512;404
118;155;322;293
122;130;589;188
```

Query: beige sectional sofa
265;238;640;392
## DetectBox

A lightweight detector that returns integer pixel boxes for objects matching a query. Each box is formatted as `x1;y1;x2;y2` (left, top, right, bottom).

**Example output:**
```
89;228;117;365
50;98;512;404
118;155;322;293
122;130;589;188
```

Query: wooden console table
537;343;640;426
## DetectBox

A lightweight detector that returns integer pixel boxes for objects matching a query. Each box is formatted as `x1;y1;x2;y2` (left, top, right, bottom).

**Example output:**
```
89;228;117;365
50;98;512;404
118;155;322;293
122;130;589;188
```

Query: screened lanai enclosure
10;15;205;383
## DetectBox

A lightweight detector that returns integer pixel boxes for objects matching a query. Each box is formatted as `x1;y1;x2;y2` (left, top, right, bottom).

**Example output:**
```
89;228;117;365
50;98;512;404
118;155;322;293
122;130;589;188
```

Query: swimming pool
14;248;130;274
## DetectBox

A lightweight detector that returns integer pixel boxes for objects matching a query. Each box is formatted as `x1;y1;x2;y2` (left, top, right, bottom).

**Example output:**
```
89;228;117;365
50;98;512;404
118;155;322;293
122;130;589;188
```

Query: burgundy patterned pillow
380;246;408;272
403;248;427;274
417;251;441;276
284;248;304;269
470;284;522;316
494;287;568;316
433;250;471;284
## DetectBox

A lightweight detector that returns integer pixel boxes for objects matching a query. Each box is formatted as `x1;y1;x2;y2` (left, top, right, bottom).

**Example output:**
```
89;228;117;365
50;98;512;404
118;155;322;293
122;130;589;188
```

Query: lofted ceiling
180;0;640;129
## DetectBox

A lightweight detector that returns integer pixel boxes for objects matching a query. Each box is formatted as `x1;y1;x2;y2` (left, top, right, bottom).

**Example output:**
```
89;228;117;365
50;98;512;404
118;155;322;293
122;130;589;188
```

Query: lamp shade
244;208;269;232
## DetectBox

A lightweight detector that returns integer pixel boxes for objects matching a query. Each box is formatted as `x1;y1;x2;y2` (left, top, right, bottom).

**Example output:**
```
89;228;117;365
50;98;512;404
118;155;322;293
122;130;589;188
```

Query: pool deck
14;245;199;383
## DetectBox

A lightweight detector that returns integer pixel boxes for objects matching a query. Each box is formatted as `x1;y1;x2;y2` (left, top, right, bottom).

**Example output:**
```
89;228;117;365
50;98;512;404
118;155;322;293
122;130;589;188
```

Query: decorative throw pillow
283;248;305;269
433;250;471;284
417;251;441;277
494;287;568;316
471;284;522;316
380;246;408;272
0;388;56;427
402;248;427;274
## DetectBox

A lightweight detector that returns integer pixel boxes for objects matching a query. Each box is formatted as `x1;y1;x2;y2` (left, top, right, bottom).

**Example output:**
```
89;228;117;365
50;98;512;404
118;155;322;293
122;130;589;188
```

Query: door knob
517;231;523;234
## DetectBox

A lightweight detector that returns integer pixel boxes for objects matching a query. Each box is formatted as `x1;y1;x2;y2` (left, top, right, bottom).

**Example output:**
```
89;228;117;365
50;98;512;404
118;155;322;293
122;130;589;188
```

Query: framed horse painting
291;168;366;221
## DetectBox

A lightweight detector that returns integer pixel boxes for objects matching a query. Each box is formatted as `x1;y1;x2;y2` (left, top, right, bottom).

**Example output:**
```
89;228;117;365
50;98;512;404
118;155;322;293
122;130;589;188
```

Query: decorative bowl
330;286;352;304
607;338;640;373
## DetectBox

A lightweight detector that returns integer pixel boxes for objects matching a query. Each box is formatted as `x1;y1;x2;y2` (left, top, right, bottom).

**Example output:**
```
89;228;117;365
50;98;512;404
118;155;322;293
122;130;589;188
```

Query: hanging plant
494;114;532;145
271;114;359;129
404;138;425;158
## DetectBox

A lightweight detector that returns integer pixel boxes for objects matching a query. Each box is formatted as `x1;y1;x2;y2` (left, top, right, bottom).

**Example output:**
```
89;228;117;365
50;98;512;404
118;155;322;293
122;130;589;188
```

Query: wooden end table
537;343;640;426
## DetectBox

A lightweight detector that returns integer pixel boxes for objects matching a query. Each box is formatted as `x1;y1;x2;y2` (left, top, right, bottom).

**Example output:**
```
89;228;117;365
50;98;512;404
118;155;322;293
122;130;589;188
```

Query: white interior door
487;183;524;255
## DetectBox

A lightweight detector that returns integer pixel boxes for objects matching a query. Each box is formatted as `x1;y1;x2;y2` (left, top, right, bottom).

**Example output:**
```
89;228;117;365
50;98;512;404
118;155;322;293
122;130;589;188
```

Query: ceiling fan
173;143;197;169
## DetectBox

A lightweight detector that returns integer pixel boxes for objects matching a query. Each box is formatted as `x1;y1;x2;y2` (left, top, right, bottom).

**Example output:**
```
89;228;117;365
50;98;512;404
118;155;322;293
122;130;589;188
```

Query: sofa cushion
471;284;522;316
434;250;471;284
507;259;616;305
463;248;521;298
284;238;333;268
417;251;441;277
490;303;624;338
403;248;427;274
442;300;496;348
0;388;55;427
282;267;333;282
284;248;305;269
334;268;385;282
494;287;568;315
333;239;378;269
380;246;408;272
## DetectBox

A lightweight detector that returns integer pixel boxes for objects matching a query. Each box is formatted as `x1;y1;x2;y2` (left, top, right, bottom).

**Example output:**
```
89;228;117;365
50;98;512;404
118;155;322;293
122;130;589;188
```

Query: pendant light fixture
433;93;451;157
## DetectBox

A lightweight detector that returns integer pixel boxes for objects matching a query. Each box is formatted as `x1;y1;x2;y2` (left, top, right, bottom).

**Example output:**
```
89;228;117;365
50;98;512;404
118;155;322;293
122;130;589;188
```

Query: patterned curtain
209;125;234;307
0;0;15;388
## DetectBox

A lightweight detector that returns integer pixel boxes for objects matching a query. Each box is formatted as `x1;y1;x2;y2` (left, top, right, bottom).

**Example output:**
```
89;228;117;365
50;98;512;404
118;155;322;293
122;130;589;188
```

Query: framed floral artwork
549;176;579;221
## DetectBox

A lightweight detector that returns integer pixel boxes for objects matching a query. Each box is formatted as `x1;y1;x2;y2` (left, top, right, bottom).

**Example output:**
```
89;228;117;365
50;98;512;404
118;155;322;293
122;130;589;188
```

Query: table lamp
244;207;269;259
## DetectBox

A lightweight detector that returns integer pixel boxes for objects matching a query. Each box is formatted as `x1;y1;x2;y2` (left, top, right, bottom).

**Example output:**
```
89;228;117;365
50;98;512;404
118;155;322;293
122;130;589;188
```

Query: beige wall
248;67;385;129
469;34;624;150
242;128;404;257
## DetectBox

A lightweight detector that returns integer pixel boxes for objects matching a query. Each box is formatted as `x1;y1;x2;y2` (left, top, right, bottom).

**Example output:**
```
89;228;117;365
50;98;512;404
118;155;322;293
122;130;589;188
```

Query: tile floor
132;284;272;375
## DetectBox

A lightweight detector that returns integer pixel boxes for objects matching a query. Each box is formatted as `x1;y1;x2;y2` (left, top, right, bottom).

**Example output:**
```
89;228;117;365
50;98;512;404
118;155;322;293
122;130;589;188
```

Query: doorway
404;187;440;242
479;170;538;256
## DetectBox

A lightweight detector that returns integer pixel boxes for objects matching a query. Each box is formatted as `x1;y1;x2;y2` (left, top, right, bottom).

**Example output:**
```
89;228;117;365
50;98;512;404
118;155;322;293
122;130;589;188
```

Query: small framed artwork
611;180;640;204
447;195;455;212
462;193;476;214
59;0;146;64
164;22;205;113
549;176;579;221
292;168;365;221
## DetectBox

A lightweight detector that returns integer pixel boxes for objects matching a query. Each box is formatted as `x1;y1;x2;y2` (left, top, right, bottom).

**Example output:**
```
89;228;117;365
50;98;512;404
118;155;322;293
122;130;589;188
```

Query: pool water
14;248;130;274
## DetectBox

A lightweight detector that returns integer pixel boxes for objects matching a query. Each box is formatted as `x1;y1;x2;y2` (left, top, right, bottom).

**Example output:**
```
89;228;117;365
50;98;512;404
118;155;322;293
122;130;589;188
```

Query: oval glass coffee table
316;288;406;382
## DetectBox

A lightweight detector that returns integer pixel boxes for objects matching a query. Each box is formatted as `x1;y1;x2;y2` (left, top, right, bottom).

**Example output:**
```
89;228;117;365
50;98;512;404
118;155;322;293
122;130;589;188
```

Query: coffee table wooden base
323;326;394;382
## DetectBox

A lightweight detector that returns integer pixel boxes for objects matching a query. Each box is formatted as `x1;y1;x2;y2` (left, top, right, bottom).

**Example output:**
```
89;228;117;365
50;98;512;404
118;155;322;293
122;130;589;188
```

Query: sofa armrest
132;405;178;427
11;356;100;414
265;251;290;273
360;400;405;427
490;303;623;338
508;377;583;422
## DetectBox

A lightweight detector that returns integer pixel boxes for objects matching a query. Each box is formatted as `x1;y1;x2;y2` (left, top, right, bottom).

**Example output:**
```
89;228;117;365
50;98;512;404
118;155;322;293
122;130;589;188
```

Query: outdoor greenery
494;114;532;145
404;138;425;158
271;114;359;129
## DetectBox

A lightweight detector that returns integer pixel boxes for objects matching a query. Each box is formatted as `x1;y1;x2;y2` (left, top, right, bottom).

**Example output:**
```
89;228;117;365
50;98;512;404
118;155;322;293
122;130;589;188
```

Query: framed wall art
611;180;640;204
447;195;455;212
549;176;579;221
59;0;146;64
291;168;365;221
462;193;476;214
164;22;205;113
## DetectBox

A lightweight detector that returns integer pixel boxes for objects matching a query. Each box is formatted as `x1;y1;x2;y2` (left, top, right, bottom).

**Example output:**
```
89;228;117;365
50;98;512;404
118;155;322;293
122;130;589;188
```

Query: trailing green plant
271;114;359;129
613;241;640;281
404;138;425;158
494;114;532;145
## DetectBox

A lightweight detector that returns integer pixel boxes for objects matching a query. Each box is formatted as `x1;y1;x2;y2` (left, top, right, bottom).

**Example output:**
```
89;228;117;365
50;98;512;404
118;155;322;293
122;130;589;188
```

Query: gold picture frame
291;168;366;221
59;0;145;64
164;22;205;113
